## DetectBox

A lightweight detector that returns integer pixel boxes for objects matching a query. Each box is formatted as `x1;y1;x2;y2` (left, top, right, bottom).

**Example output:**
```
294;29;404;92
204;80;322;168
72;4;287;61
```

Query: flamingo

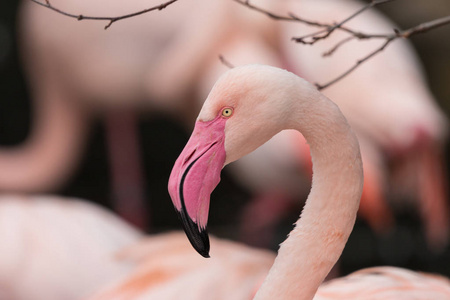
232;127;391;248
0;194;142;300
233;0;449;249
87;65;450;299
8;0;277;228
194;23;393;247
86;232;275;300
10;0;447;249
280;0;449;248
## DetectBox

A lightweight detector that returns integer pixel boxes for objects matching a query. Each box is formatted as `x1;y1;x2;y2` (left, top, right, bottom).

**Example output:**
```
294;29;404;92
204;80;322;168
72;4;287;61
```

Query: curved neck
0;94;89;192
254;89;364;300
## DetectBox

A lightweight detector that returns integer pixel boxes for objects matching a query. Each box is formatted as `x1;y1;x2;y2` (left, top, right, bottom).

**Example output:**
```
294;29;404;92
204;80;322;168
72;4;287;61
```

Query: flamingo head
168;65;304;257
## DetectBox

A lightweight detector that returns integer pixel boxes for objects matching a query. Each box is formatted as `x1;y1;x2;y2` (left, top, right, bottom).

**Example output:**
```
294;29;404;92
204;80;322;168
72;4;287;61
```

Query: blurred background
0;0;449;282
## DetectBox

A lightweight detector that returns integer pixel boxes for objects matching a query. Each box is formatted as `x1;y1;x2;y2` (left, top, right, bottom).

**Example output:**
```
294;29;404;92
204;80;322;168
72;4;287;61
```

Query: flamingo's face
167;109;231;258
168;65;303;257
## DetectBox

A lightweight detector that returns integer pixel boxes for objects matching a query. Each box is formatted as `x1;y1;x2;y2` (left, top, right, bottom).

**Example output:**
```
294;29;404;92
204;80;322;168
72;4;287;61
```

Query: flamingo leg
104;110;148;230
416;143;449;251
358;159;395;234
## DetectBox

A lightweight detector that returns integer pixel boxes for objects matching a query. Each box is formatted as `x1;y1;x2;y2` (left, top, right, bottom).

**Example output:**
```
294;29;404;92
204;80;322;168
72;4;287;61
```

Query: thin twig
291;0;396;44
233;0;450;89
401;14;450;38
29;0;181;29
319;14;450;41
30;0;450;90
219;55;235;69
322;36;355;57
231;0;395;44
316;38;394;90
231;0;330;27
316;15;450;89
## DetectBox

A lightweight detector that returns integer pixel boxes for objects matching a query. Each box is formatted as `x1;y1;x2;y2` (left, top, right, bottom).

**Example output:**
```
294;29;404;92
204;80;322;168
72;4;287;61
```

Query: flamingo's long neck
254;88;364;300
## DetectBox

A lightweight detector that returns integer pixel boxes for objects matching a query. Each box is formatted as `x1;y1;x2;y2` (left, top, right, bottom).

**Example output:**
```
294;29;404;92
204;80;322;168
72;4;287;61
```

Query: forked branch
233;0;450;90
314;14;450;89
29;0;450;89
29;0;181;29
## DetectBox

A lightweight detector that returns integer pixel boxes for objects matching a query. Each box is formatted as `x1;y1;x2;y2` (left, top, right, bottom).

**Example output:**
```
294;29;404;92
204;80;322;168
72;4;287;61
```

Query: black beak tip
176;208;210;258
195;232;210;258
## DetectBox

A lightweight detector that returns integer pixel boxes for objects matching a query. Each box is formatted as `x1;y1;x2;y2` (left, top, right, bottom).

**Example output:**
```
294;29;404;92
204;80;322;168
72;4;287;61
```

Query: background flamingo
87;232;275;300
281;0;449;249
88;65;450;299
0;194;142;300
0;0;450;278
2;0;277;229
234;0;449;250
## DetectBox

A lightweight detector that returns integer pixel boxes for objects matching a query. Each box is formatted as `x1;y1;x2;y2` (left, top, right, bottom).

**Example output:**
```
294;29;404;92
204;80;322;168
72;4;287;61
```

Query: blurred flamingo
9;0;448;247
234;0;449;249
283;0;449;250
9;0;276;229
235;132;390;248
88;65;450;300
0;194;142;300
86;232;275;300
193;24;393;247
87;240;450;299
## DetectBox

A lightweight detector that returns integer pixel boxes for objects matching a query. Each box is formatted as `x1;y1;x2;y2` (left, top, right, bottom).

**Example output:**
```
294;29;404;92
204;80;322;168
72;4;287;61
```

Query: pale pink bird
8;0;276;228
10;0;448;248
232;0;448;249
0;194;142;300
88;65;450;299
86;232;275;300
232;128;391;248
194;23;392;246
280;0;449;248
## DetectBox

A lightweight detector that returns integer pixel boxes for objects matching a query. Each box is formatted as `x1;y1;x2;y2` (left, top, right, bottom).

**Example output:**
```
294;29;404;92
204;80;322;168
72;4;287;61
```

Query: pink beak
168;116;227;257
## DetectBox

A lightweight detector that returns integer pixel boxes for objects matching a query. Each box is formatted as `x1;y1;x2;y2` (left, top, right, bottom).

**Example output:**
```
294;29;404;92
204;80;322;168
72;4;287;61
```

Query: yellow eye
221;107;233;117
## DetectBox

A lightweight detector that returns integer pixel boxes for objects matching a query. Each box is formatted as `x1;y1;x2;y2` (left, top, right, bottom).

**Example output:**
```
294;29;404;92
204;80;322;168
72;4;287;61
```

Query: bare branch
291;0;396;44
233;0;450;89
231;0;330;27
316;15;450;90
219;55;235;69
401;14;450;38
29;0;181;29
322;36;356;57
316;38;394;90
29;0;450;89
318;14;450;41
231;0;395;44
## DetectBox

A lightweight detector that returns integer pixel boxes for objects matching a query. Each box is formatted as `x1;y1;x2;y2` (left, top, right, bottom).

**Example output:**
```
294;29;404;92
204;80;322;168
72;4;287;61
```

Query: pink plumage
0;195;142;300
88;65;450;299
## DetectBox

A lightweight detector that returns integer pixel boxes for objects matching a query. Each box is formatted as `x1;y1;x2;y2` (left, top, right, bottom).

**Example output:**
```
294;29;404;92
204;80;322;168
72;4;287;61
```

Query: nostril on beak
182;149;197;167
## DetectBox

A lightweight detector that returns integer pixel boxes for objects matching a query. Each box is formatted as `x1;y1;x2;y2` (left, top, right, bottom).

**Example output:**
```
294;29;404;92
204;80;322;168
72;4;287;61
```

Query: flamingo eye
221;107;233;118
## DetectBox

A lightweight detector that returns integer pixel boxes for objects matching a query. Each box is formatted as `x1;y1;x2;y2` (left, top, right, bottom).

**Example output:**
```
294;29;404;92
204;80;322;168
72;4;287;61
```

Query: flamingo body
0;195;142;300
87;65;450;299
315;267;450;300
87;232;274;300
7;0;448;255
234;0;448;248
7;0;276;227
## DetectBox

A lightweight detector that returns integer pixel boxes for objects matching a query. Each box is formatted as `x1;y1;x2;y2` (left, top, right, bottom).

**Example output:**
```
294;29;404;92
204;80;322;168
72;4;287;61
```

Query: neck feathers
255;88;363;300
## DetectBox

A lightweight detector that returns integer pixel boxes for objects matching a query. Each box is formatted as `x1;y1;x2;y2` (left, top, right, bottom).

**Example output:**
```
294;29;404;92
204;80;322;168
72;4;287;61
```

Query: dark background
1;0;449;278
